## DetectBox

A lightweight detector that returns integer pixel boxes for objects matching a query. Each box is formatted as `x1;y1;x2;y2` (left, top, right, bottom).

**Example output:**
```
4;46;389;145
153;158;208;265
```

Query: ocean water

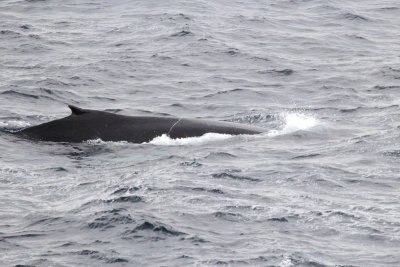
1;0;400;266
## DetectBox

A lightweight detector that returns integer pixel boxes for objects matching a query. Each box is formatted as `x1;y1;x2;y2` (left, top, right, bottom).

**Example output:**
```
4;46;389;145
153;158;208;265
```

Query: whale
15;105;266;143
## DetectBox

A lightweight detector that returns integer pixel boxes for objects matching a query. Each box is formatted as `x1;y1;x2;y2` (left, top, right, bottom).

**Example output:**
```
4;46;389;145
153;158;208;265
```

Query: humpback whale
15;105;266;143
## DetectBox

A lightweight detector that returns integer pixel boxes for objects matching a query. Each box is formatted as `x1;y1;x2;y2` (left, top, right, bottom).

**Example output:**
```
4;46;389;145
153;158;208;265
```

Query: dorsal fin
68;105;88;115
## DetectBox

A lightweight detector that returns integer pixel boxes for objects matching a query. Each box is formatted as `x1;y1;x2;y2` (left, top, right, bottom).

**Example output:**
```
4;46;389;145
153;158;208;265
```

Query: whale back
15;106;265;143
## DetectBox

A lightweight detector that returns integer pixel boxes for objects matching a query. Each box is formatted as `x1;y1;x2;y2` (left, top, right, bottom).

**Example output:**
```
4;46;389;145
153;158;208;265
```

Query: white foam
148;133;233;146
0;120;31;130
85;133;234;146
86;138;129;145
279;255;294;267
267;112;319;137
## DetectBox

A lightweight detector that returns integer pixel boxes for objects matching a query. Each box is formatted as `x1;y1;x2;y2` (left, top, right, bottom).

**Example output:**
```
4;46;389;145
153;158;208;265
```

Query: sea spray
268;112;319;137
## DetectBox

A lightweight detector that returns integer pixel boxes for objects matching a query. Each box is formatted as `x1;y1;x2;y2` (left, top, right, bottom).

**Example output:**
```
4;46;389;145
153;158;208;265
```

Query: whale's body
15;106;265;143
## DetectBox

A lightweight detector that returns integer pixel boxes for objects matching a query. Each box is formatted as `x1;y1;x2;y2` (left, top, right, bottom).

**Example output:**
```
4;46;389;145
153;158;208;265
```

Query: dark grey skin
15;105;266;143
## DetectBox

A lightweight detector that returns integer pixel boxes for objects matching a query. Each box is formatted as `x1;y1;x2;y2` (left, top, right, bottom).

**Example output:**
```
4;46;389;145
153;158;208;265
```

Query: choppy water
1;0;400;266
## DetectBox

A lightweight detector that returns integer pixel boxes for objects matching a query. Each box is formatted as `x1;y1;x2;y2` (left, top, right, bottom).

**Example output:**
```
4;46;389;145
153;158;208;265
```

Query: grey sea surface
1;0;400;266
